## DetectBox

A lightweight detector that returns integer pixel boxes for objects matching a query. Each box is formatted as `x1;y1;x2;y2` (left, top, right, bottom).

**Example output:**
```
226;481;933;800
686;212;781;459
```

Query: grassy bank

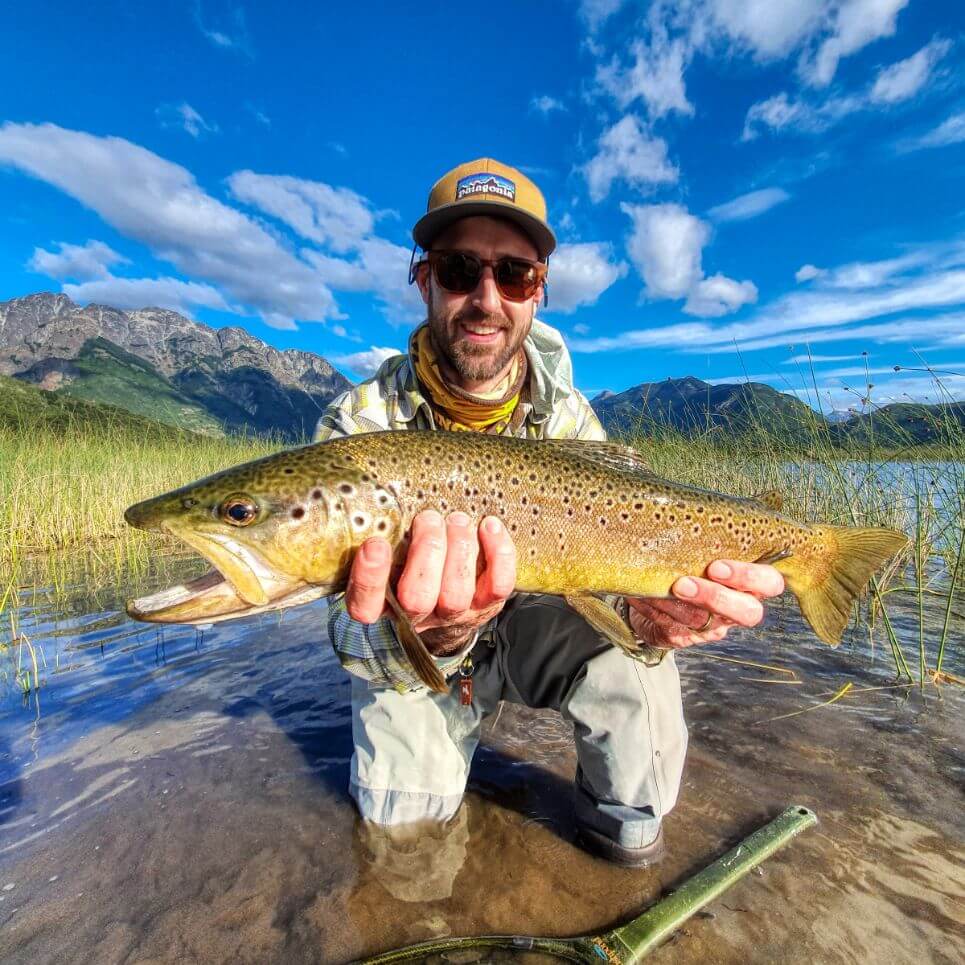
2;393;962;684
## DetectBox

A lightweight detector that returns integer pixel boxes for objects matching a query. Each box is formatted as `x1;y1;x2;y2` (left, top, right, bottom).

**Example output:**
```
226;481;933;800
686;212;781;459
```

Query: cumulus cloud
708;187;791;222
62;276;233;317
684;274;758;317
28;239;128;280
582;115;678;202
802;0;910;88
330;346;401;379
530;95;565;114
621;202;707;299
795;264;824;282
869;37;952;104
742;90;863;139
579;0;626;32
227;171;377;253
0;122;342;328
595;32;693;119
156;103;218;139
544;242;627;314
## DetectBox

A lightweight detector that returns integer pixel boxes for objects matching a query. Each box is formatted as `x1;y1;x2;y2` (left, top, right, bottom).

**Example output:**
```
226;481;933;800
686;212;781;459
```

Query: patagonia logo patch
456;172;516;203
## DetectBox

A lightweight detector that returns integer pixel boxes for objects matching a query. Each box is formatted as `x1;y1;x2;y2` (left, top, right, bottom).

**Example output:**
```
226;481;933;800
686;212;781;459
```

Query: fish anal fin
776;525;908;646
752;490;784;512
564;595;640;654
384;586;448;692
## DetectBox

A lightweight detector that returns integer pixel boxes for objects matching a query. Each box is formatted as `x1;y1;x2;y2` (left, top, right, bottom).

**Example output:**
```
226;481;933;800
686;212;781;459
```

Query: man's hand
345;510;517;656
627;560;785;650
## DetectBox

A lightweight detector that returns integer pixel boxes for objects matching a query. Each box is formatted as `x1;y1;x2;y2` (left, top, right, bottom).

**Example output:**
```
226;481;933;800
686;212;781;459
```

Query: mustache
451;308;512;330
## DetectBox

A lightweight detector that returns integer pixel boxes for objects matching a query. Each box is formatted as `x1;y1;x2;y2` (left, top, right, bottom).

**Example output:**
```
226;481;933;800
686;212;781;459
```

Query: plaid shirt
313;319;606;690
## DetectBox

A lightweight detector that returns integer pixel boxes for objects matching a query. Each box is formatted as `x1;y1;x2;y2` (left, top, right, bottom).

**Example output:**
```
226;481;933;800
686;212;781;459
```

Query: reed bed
1;372;962;685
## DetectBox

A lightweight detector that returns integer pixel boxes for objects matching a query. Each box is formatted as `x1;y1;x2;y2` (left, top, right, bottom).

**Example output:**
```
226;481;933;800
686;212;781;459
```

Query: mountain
834;401;965;448
591;375;824;441
0;371;188;438
0;293;352;441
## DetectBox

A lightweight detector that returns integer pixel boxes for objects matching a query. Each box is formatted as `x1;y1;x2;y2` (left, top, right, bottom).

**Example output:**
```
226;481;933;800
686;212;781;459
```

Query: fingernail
448;512;470;528
709;561;732;579
675;577;698;598
483;516;502;534
361;540;389;563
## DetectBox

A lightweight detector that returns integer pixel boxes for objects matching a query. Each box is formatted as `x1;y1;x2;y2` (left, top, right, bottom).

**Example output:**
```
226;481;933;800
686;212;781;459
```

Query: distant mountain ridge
0;293;352;440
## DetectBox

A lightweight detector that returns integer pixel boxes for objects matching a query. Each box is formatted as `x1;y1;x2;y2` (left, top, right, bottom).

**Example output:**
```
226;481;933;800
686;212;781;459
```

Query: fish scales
124;430;908;690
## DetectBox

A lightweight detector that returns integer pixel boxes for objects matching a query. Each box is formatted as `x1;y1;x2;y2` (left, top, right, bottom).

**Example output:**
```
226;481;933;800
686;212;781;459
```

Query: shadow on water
0;553;962;964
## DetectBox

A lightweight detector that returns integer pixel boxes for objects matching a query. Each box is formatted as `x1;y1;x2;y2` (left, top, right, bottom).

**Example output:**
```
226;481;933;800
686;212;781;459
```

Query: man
313;159;783;865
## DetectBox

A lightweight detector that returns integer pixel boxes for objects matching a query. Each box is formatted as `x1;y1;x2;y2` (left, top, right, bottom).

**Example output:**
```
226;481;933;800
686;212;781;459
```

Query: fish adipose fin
384;586;448;693
752;490;784;512
774;525;908;646
564;595;641;653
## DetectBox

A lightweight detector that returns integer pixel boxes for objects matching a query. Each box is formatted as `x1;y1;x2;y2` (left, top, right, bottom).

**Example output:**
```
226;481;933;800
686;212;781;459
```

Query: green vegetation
1;365;961;687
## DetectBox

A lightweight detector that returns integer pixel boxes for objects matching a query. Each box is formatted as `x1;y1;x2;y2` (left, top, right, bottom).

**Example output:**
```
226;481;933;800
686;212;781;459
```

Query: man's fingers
706;560;785;598
345;538;392;623
396;510;446;618
672;576;764;628
474;516;517;607
436;513;480;618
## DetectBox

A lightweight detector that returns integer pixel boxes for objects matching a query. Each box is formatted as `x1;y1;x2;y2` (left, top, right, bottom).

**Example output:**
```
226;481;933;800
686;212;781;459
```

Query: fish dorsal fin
545;439;655;477
752;490;784;512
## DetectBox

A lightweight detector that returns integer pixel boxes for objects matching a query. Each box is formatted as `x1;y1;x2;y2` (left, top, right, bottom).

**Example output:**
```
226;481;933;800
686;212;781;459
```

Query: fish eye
219;495;258;527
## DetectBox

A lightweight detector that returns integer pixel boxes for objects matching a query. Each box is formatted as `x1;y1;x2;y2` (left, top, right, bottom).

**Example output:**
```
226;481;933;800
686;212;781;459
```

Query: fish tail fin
384;586;448;693
775;525;908;646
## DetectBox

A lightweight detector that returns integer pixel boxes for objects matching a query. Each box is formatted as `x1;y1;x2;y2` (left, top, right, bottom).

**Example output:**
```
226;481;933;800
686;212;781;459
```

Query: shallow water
0;562;962;964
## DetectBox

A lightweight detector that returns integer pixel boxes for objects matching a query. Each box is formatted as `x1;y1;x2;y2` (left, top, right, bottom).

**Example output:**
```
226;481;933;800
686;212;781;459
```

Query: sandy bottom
0;592;962;964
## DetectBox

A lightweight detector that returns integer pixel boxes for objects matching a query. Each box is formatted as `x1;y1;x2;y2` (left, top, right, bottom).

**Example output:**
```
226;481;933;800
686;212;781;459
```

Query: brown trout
125;431;907;691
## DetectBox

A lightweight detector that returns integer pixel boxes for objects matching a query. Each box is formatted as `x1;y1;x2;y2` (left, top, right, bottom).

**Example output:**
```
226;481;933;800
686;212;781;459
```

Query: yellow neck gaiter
412;326;526;433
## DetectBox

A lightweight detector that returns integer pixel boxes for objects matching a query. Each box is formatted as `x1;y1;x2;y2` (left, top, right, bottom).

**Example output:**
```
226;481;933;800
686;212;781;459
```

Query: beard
427;291;531;383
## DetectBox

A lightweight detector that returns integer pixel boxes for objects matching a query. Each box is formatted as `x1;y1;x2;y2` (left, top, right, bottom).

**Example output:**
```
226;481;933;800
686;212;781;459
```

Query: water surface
0;561;962;963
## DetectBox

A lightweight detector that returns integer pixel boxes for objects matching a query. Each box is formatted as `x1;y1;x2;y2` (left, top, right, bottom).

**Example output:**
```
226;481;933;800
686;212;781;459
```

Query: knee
350;783;465;825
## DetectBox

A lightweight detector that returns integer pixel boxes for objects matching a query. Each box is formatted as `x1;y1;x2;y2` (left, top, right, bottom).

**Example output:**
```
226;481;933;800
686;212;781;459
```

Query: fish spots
338;483;355;496
377;491;391;506
376;520;388;533
352;512;369;529
312;489;323;500
291;507;305;520
283;468;294;475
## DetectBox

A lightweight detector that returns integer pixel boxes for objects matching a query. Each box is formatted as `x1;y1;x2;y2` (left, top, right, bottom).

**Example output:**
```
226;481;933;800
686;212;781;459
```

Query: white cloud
246;103;271;127
28;239;128;280
192;1;252;55
544;242;627;314
0;122;339;327
704;0;828;60
156;103;218;139
621;202;707;300
819;252;928;289
906;111;965;151
803;0;910;88
795;264;824;282
620;202;754;317
870;37;952;104
531;95;565;114
595;32;693;119
331;346;401;379
708;187;791;222
62;276;233;317
782;353;861;364
583;116;678;202
572;322;591;335
742;90;863;139
579;0;626;32
227;170;377;253
684;274;758;317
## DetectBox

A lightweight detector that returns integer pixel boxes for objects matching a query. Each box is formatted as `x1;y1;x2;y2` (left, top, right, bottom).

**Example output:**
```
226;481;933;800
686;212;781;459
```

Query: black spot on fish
292;507;305;520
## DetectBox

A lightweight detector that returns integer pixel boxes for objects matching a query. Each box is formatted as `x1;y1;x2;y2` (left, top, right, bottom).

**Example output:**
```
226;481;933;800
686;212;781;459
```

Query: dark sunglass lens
435;252;480;293
496;260;539;300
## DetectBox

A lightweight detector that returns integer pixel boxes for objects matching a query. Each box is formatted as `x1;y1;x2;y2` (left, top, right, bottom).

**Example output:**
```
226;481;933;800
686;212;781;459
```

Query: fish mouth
125;526;330;624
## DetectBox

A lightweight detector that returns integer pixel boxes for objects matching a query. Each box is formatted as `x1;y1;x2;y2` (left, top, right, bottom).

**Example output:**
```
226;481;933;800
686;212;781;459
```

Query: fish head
124;447;359;624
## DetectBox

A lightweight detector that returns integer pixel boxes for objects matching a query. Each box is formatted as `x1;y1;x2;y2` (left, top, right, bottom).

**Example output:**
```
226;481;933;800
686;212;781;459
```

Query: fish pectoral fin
564;595;641;654
752;490;785;512
384;586;448;693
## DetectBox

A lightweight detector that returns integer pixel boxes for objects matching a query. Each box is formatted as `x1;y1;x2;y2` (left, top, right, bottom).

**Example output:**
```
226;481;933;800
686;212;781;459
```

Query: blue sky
1;0;964;412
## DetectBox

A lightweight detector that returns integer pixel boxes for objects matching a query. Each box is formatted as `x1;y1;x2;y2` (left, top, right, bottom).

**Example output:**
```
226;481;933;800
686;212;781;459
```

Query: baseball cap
412;158;556;260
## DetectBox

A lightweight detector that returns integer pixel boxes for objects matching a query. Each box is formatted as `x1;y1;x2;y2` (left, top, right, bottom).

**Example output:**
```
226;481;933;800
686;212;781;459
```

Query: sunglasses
418;249;548;302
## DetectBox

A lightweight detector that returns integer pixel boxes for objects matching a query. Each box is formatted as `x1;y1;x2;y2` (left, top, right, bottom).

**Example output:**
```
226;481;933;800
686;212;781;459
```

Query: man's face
416;215;543;384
